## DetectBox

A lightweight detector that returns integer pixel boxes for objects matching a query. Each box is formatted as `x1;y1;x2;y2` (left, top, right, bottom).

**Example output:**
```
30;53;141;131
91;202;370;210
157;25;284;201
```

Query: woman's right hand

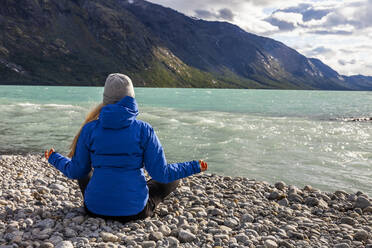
44;148;55;160
199;160;208;172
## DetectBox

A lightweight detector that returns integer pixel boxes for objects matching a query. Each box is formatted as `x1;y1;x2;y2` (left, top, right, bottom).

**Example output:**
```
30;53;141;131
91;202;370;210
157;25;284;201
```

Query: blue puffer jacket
48;96;201;216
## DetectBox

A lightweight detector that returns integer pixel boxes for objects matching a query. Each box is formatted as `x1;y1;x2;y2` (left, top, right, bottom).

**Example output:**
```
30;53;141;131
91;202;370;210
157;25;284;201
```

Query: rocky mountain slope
0;0;371;90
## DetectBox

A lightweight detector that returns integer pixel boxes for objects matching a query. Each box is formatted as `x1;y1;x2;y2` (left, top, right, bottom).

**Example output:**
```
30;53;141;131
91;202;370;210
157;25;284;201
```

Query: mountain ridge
0;0;371;90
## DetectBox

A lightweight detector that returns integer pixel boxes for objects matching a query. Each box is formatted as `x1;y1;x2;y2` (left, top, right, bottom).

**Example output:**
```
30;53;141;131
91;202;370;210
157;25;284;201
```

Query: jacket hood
100;96;139;129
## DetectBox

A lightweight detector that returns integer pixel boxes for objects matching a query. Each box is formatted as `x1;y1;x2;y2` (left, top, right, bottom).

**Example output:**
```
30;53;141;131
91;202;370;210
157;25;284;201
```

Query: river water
0;86;371;196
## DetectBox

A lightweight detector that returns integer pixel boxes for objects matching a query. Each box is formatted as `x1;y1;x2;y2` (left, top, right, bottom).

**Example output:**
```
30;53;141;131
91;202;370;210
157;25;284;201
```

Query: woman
44;73;208;223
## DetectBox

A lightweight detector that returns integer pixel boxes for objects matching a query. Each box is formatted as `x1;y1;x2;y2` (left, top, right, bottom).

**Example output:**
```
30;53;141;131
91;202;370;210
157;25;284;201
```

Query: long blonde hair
68;103;104;158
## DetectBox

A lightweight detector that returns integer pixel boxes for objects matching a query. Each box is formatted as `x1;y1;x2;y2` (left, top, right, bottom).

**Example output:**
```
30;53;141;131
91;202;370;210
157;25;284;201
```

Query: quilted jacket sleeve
48;125;92;179
142;124;201;183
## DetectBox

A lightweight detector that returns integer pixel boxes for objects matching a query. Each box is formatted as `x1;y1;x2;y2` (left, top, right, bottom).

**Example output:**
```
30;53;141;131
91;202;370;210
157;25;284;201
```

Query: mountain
307;58;372;90
0;0;371;90
342;75;372;91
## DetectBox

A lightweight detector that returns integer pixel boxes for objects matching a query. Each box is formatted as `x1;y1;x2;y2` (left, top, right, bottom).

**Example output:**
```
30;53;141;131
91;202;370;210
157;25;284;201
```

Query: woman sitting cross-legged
44;73;208;223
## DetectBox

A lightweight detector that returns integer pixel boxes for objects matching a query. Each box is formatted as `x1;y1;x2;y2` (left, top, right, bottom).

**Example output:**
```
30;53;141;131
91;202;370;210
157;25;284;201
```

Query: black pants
77;170;179;223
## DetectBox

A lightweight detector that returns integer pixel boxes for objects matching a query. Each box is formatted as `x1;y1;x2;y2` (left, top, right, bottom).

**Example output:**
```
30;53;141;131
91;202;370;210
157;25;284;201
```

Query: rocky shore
1;155;371;248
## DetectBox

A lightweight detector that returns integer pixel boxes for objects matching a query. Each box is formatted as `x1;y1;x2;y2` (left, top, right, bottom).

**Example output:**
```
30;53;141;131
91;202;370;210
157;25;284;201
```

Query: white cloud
239;19;279;34
272;11;303;25
146;0;372;76
331;24;355;33
305;15;329;27
293;32;372;76
147;0;296;34
194;8;235;21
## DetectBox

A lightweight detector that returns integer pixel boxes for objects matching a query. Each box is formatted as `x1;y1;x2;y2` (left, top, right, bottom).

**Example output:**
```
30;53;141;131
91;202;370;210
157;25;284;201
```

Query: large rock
340;217;355;226
354;196;371;209
178;229;196;243
363;206;372;214
240;214;254;223
40;242;54;248
318;199;329;209
334;243;350;248
149;231;163;241
219;225;232;233
55;241;73;248
71;216;85;225
159;225;171;236
141;241;156;248
354;229;369;241
234;233;249;244
288;193;303;203
210;208;224;216
278;198;289;207
303;185;313;192
275;181;286;190
268;191;280;200
37;186;50;194
36;219;55;229
305;197;319;207
167;236;180;247
264;239;278;248
63;228;76;238
224;218;239;228
49;183;66;191
288;231;304;240
100;232;119;242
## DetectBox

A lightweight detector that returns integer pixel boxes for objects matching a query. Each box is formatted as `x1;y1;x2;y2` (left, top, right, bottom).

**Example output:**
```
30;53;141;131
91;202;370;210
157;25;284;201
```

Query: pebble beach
1;155;371;248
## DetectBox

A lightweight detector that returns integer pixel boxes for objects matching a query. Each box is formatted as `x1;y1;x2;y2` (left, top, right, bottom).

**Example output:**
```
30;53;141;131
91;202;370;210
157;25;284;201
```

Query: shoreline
1;155;371;247
1;153;370;199
0;83;369;92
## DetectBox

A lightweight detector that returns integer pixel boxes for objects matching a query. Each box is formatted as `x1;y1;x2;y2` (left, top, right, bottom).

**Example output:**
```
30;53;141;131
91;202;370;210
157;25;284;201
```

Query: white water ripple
0;86;371;196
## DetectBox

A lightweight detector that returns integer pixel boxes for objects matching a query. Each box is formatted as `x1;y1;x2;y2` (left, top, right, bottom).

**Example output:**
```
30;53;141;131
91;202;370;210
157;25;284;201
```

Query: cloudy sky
147;0;372;76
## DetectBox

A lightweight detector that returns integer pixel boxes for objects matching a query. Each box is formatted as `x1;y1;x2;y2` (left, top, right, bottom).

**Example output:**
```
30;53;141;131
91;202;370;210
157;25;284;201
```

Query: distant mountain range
1;0;371;90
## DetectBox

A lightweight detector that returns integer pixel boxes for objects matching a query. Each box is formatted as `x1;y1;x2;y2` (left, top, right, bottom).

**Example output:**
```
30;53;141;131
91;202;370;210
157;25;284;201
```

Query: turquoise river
0;86;371;196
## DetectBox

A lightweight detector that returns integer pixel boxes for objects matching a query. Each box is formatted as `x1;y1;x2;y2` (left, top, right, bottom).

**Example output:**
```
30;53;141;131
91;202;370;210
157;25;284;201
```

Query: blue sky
147;0;372;76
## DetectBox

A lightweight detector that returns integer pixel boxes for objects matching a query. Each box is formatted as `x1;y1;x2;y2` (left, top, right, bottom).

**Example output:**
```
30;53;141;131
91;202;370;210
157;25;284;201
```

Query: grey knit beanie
103;73;135;105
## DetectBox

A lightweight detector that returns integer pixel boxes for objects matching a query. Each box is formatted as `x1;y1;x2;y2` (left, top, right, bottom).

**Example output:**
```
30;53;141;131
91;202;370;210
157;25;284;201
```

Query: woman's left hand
44;148;55;160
